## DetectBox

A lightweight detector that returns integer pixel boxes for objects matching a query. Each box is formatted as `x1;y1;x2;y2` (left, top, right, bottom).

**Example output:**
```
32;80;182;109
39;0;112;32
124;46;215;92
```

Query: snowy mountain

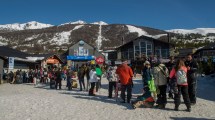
0;21;168;53
167;28;215;35
0;21;53;31
60;20;87;25
91;21;108;25
167;28;215;48
0;20;215;53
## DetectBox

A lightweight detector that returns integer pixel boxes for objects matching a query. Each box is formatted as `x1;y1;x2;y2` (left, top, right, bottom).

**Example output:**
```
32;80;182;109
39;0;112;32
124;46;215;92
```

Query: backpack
107;70;115;82
176;70;187;85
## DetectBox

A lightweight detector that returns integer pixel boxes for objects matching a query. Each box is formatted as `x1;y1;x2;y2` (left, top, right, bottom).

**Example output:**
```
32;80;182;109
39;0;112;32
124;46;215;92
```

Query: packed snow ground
0;74;215;120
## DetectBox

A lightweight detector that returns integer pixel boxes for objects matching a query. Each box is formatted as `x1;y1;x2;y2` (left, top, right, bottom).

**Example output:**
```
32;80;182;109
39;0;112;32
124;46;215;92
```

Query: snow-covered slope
167;28;215;35
0;21;53;30
126;25;148;37
60;20;87;25
50;25;85;46
91;21;108;25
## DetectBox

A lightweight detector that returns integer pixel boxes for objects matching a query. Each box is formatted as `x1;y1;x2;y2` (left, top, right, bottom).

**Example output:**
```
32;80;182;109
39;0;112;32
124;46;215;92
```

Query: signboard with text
8;57;14;70
96;56;104;64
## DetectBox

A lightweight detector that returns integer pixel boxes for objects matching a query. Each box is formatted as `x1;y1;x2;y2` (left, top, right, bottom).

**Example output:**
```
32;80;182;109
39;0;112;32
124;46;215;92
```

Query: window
146;43;152;56
128;48;134;59
147;50;152;56
135;45;140;51
140;42;146;48
147;44;152;49
135;45;140;58
161;49;169;58
155;49;161;57
122;49;129;60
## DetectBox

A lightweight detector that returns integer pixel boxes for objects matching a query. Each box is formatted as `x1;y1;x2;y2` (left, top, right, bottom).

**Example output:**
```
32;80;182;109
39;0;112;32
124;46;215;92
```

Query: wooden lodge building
115;35;173;61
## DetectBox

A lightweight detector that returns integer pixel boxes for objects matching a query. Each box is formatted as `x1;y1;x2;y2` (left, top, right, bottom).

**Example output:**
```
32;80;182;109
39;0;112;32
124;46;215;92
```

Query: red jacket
116;64;133;85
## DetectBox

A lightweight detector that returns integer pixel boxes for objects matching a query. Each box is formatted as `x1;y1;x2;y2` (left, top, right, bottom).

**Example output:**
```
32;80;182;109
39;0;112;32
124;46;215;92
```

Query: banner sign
8;57;14;70
67;56;95;61
78;47;84;56
96;56;105;64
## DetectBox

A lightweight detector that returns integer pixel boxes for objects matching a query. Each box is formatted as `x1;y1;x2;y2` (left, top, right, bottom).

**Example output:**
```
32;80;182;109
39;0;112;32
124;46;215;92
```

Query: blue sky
0;0;214;30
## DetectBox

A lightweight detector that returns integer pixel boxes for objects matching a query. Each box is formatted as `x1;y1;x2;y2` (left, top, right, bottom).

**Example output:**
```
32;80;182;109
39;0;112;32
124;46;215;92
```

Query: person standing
95;65;102;92
185;54;198;105
107;66;117;98
169;59;191;112
142;61;152;87
55;69;62;90
142;61;156;98
78;66;86;91
66;69;72;90
116;60;133;103
89;66;98;96
165;56;176;99
153;63;169;109
85;64;91;91
8;71;14;83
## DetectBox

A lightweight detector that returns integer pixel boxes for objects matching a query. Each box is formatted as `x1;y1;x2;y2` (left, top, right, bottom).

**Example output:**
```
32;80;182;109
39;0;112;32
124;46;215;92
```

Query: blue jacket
142;67;152;85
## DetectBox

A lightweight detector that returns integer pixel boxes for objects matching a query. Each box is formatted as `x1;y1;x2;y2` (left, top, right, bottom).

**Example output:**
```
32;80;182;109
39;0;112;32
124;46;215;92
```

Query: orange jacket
116;64;133;85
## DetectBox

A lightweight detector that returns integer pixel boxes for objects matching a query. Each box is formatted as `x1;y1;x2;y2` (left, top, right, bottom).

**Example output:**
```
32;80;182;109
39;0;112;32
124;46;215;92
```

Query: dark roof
117;35;173;49
200;42;215;50
0;46;30;59
28;54;64;64
29;54;54;59
69;40;94;49
195;42;215;54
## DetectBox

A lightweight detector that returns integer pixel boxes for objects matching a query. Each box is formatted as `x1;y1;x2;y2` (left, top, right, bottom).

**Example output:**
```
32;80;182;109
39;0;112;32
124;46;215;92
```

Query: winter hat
122;59;128;64
144;61;150;66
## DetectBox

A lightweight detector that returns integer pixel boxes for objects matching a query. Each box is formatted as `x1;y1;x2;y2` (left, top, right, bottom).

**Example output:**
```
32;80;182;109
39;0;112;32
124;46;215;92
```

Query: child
131;86;155;109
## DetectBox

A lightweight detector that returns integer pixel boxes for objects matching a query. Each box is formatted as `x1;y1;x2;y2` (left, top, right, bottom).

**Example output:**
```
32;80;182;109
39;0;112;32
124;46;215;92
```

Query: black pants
55;80;62;89
79;78;85;91
121;84;132;102
86;76;90;91
174;85;190;108
108;82;116;98
89;82;96;95
188;81;197;104
157;85;167;105
96;76;101;92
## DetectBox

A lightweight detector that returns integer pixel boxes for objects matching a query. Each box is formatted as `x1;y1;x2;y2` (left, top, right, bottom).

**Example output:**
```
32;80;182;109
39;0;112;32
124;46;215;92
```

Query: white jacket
89;70;98;83
153;64;169;86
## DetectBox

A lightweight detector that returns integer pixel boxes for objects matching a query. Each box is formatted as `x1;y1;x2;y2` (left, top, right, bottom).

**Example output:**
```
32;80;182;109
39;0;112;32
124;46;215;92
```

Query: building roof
27;54;64;64
0;46;30;59
117;35;173;49
69;40;96;49
65;40;105;56
195;42;215;54
177;48;197;58
200;42;215;50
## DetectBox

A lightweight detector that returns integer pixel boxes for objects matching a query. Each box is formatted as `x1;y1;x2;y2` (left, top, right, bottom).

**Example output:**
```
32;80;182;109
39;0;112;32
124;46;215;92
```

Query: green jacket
96;68;102;76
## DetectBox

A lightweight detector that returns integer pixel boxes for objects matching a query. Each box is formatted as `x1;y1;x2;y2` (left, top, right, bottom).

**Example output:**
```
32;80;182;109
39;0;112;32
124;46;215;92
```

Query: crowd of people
3;53;199;112
137;53;198;112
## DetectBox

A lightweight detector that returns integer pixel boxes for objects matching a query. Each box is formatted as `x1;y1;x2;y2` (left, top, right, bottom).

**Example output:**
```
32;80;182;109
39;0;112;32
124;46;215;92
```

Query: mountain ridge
0;21;214;54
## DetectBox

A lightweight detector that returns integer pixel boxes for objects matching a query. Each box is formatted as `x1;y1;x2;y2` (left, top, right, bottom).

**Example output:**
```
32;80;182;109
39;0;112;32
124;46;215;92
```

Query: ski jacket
116;64;133;85
169;66;188;86
89;70;98;83
153;64;169;86
185;60;198;83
